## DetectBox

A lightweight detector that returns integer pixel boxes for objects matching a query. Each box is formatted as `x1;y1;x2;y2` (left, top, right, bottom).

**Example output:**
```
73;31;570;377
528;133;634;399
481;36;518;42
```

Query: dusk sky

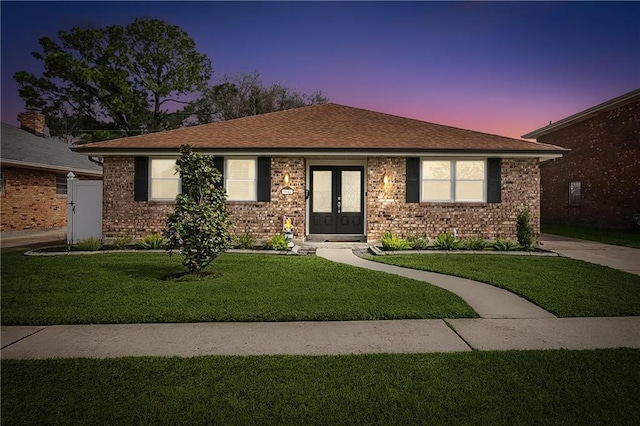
1;1;639;139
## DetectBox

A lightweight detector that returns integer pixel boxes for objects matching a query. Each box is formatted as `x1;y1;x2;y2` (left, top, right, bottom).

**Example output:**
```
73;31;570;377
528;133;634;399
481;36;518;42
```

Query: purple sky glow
1;1;639;139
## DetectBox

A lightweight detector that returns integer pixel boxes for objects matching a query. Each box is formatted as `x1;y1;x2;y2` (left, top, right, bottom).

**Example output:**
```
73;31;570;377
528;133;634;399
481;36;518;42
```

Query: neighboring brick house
523;89;640;230
75;103;565;243
0;112;103;232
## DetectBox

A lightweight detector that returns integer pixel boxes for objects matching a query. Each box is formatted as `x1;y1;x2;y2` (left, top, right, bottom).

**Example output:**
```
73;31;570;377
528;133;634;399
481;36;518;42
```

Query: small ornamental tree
516;208;534;250
164;145;232;274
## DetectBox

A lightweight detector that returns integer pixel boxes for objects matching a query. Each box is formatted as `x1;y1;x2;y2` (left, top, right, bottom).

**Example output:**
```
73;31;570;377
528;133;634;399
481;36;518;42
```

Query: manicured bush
266;234;289;251
111;235;133;249
493;239;519;251
462;238;489;250
234;232;257;249
433;232;459;250
137;234;166;250
380;231;412;251
516;208;534;249
407;234;430;250
75;237;102;251
164;145;232;273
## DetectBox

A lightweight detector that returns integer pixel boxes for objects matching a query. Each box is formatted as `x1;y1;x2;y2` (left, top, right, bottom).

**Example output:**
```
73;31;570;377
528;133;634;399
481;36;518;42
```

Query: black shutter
133;157;149;201
487;158;502;203
212;157;224;189
406;157;420;203
257;157;271;202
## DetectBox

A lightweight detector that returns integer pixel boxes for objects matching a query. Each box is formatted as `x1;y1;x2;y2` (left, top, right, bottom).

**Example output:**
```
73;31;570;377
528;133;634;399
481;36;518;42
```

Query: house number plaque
281;188;294;195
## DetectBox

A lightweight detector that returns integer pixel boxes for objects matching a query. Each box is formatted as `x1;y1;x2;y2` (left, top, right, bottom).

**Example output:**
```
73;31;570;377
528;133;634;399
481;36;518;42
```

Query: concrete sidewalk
2;317;639;359
317;248;555;319
540;233;640;275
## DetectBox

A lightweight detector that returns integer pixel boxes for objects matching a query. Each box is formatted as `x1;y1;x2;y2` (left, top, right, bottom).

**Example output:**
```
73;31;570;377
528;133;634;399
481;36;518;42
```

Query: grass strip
2;349;639;425
366;254;640;317
542;222;640;248
0;252;476;325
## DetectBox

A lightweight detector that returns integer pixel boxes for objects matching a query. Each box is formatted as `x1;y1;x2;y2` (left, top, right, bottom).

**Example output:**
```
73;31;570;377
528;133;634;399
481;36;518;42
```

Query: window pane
569;181;581;205
226;180;256;201
56;173;67;195
341;171;361;213
151;159;177;178
313;171;332;213
422;161;450;179
457;161;484;180
151;180;180;199
422;181;451;201
456;181;484;202
227;159;256;179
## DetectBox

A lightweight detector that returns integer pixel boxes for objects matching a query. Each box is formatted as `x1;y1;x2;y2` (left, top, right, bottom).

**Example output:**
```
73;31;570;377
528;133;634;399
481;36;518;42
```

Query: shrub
234;232;257;249
75;237;102;251
380;231;412;251
137;234;166;250
266;234;289;251
493;239;519;251
433;232;459;250
516;208;534;250
164;145;232;273
111;235;133;249
407;234;429;250
462;238;488;250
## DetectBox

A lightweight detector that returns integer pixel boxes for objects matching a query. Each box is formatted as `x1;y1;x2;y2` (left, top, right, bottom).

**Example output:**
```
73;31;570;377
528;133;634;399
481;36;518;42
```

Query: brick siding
103;155;540;243
366;157;540;241
537;100;640;229
102;156;306;240
1;167;67;231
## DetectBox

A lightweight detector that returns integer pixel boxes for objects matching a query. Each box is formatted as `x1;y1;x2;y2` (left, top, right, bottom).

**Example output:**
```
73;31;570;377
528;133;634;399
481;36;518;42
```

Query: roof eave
522;88;640;139
0;159;103;176
72;147;568;160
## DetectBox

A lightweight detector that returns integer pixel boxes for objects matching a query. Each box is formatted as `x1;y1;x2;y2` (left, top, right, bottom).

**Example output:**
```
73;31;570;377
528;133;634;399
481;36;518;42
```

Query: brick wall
366;157;540;241
537;99;640;229
102;156;306;240
103;155;541;242
1;167;66;231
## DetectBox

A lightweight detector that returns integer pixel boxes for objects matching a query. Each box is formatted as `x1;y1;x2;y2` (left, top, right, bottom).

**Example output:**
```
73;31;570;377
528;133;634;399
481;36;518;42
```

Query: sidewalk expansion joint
443;319;476;351
1;326;48;350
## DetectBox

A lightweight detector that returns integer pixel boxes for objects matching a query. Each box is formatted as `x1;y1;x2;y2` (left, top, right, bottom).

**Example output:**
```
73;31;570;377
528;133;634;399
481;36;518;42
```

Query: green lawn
0;252;476;325
366;254;640;317
3;349;639;425
542;222;640;248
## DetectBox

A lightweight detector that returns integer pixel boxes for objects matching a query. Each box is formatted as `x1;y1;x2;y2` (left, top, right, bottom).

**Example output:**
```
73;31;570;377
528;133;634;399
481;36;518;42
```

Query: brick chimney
18;109;46;137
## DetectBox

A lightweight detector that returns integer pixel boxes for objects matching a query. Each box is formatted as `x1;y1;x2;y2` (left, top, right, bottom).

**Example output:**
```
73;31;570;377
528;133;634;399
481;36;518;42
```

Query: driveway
539;233;640;275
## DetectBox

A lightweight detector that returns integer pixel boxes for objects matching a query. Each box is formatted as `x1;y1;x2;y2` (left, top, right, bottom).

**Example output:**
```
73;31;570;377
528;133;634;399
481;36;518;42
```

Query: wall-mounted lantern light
382;171;390;187
283;172;291;186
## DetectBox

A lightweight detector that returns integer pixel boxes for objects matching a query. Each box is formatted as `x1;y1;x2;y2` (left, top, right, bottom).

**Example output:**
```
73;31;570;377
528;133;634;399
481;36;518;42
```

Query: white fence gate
67;173;103;244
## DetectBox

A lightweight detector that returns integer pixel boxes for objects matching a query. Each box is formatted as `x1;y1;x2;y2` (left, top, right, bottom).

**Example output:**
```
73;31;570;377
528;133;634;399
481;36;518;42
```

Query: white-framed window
150;158;180;200
55;173;68;195
421;159;486;202
569;181;581;206
225;158;257;201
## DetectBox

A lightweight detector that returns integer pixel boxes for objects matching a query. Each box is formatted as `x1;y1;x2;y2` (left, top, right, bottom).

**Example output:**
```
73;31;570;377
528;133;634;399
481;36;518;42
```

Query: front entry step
306;234;366;243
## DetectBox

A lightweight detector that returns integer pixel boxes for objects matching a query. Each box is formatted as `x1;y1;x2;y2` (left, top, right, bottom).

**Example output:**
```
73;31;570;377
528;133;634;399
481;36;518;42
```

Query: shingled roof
1;123;102;175
75;103;566;155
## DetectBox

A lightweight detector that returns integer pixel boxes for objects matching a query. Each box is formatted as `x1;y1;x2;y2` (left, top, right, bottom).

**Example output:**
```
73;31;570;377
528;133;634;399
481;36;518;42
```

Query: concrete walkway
0;228;66;252
540;233;640;275
317;248;555;319
2;317;639;359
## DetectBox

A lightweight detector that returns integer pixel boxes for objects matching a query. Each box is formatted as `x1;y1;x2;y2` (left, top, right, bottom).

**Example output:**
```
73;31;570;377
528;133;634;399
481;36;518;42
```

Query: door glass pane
313;171;332;213
341;171;361;213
